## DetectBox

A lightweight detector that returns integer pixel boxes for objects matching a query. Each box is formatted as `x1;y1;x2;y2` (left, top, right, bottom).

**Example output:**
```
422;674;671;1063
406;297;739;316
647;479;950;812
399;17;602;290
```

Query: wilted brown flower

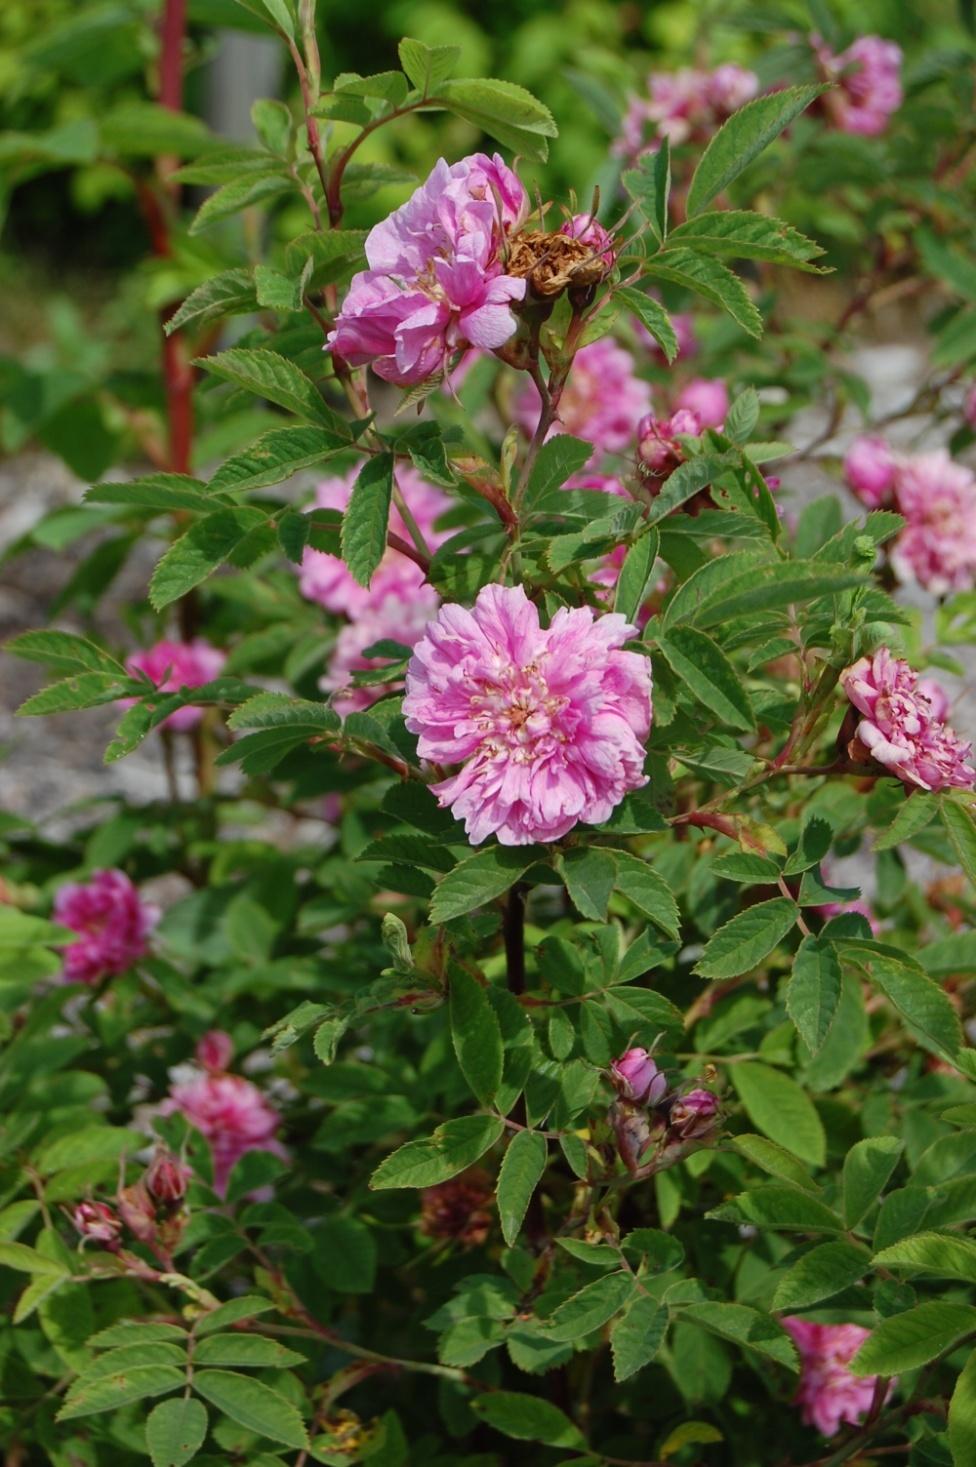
420;1167;493;1247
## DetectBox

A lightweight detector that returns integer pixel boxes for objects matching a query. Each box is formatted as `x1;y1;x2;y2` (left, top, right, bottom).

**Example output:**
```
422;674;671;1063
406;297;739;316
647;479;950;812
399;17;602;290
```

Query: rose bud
610;1047;668;1105
145;1149;191;1205
196;1029;233;1072
669;1088;720;1139
73;1200;122;1247
843;435;897;508
116;1181;157;1244
610;1099;663;1174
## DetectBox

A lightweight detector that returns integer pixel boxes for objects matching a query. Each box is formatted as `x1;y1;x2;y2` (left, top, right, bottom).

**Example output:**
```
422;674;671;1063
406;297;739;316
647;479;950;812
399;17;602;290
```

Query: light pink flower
610;1047;667;1104
560;213;617;274
781;1318;888;1437
889;450;976;595
165;1070;287;1196
614;64;758;160
843;435;897;508
403;584;652;845
329;154;527;385
675;377;729;430
841;648;975;791
321;588;439;717
124;639;225;732
54;869;159;985
818;35;903;137
299;464;451;615
515;339;652;458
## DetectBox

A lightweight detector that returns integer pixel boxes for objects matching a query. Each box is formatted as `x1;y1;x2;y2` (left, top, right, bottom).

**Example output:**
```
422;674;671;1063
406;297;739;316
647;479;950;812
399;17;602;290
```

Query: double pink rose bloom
842;648;975;792
55;868;159;985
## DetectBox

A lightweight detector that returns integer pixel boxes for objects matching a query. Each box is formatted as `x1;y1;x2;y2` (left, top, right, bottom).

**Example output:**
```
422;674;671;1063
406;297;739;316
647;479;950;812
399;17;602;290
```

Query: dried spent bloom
196;1029;234;1073
54;868;159;986
299;465;450;616
817;35;903;137
669;1088;719;1139
841;649;975;792
403;583;652;845
164;1070;287;1196
420;1169;493;1247
515;339;652;459
329;153;527;385
675;377;729;431
559;213;617;275
614;64;758;160
843;435;897;508
507;226;612;298
889;450;976;595
610;1047;668;1104
145;1149;191;1204
781;1318;890;1436
321;588;439;717
73;1200;122;1247
123;639;225;732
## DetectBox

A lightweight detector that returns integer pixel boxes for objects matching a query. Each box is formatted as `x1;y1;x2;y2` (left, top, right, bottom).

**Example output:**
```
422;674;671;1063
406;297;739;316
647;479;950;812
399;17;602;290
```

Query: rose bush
3;2;976;1465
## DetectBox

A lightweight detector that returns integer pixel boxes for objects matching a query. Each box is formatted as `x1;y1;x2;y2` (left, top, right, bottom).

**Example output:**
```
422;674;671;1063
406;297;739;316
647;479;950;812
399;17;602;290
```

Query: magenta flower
781;1318;890;1437
610;1047;667;1104
515;339;652;458
321;588;439;718
124;639;225;732
299;464;450;615
614;64;758;160
54;868;159;985
637;407;703;477
329;154;527;385
889;450;976;595
73;1200;122;1247
403;584;652;845
559;213;617;275
669;1088;720;1139
675;377;729;430
817;35;903;137
841;649;975;792
843;435;897;508
196;1029;234;1072
165;1070;287;1196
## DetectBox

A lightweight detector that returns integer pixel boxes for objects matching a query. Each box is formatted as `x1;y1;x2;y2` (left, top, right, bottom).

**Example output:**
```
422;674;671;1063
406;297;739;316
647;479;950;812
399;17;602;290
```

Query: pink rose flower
818;35;903;137
196;1029;234;1073
403;583;652;845
124;639;225;732
321;588;440;717
841;649;975;792
516;339;652;459
559;213;617;275
329;153;527;385
614;64;758;160
54;868;159;985
669;1088;720;1139
73;1201;122;1247
298;464;450;615
164;1070;287;1196
610;1047;667;1104
889;450;976;595
636;407;703;477
781;1318;890;1437
675;377;729;430
843;435;897;508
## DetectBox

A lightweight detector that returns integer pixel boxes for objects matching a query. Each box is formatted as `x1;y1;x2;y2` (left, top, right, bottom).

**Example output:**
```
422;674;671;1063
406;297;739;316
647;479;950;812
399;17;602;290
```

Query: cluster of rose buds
72;1146;191;1264
608;1047;720;1175
844;436;976;594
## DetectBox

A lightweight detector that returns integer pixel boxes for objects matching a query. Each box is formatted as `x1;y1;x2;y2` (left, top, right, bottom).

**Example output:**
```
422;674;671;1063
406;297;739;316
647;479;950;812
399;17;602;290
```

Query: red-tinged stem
159;0;186;111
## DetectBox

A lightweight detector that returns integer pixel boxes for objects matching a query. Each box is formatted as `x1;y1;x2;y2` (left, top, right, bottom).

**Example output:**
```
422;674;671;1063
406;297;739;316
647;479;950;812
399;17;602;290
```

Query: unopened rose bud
610;1047;668;1104
668;408;702;438
637;414;681;477
675;378;729;431
669;1087;720;1139
610;1099;662;1175
196;1029;233;1072
145;1150;190;1204
73;1200;122;1247
843;435;897;508
560;214;617;276
117;1181;157;1244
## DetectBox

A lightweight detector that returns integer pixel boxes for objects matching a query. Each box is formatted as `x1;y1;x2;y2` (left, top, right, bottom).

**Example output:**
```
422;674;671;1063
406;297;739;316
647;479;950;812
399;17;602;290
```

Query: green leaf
497;1130;547;1247
614;528;660;623
86;474;222;513
188;172;292;233
656;625;755;730
849;1302;976;1377
258;0;296;37
165;270;258;336
644;454;737;526
0;1241;68;1277
874;792;939;851
88;1323;188;1349
398;37;460;93
210;426;349;495
787;937;842;1055
219;694;340;774
622;139;670;243
450;968;504;1105
669;210;824;268
192;1370;308;1450
610;1295;668;1382
723;388;760;445
843;1137;903;1230
686;84;825;215
253;264;303;312
542;1272;635;1343
695;898;798;980
525;435;595;507
148;508;266;610
471;1392;586;1449
616;285;677;362
196;348;344;431
611;852;680;938
192;1334;305;1368
195;1297;275;1336
772;1241;870;1310
846;944;962;1059
950;1349;976;1467
437;78;557;162
315;1215;376;1293
340;454;394;589
17;672;139;717
58;1366;185;1421
642;249;762;338
710;1183;841;1234
691;561;866;628
146;1397;209;1467
100;102;217;159
370;1115;504;1190
6;630;124;677
731;1134;820;1193
942;797;976;891
873;1232;976;1285
730;1062;826;1167
556;848;618;921
430;849;537;923
679;1302;798;1370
